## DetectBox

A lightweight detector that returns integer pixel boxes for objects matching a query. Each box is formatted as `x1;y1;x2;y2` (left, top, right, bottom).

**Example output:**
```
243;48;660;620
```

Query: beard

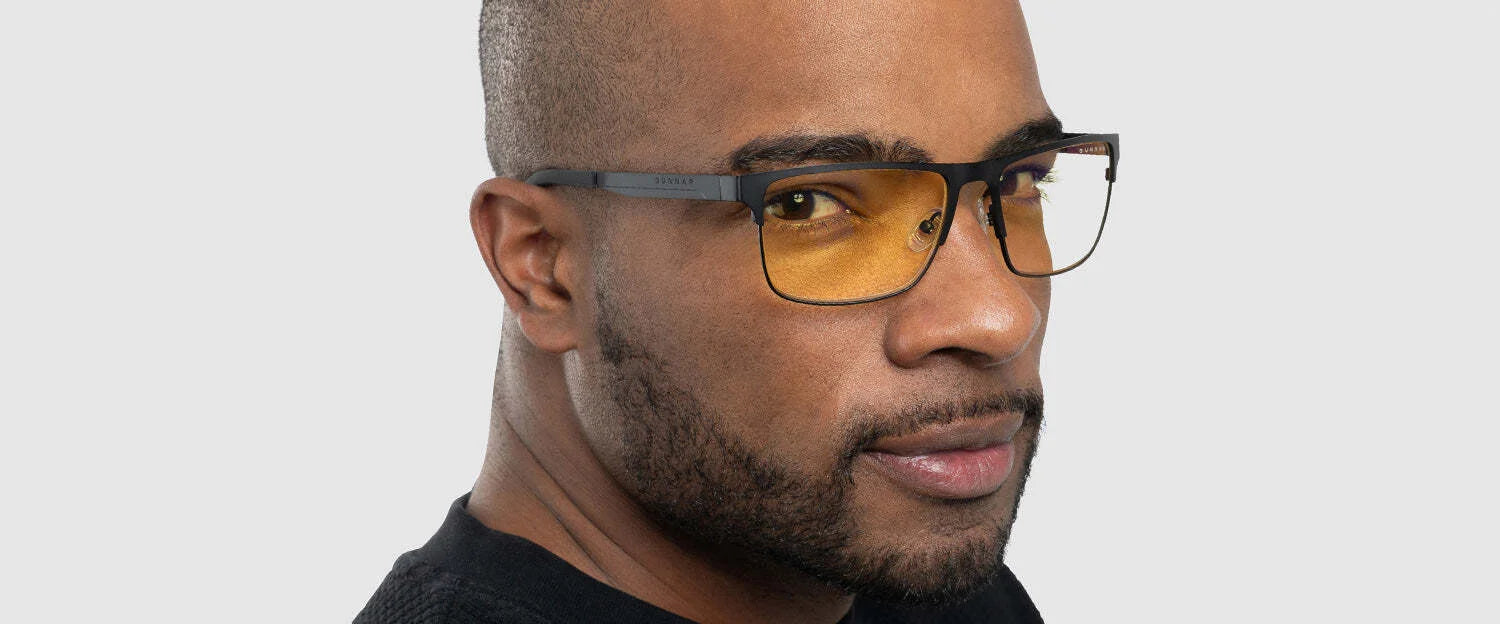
594;300;1044;605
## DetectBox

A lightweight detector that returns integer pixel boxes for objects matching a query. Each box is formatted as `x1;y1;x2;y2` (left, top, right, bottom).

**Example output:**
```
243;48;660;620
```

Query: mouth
858;413;1024;501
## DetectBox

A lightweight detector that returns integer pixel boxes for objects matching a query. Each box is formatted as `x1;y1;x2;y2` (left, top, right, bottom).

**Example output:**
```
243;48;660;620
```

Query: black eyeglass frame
527;132;1119;305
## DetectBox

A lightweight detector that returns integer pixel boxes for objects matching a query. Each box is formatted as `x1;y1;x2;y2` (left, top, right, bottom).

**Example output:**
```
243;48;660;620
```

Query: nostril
928;346;993;367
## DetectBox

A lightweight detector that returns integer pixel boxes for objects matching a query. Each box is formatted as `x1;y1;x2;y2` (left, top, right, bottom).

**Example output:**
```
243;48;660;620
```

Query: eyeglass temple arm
526;170;741;203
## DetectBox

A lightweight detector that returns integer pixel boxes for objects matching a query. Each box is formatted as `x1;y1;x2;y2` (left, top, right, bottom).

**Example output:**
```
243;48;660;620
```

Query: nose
883;182;1046;369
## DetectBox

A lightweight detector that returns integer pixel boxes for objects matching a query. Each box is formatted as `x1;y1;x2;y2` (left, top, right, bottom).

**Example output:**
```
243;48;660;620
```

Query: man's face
564;0;1051;604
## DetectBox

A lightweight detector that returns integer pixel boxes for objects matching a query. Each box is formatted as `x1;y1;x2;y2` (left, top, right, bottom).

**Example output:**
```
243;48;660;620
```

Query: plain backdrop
1;1;1496;622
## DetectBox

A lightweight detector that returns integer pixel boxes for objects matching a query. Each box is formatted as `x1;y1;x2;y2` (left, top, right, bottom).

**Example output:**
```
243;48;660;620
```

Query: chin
821;466;1024;604
834;521;1009;605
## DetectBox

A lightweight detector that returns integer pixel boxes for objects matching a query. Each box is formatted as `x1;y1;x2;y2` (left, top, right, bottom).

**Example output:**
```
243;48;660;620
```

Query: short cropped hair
479;0;676;179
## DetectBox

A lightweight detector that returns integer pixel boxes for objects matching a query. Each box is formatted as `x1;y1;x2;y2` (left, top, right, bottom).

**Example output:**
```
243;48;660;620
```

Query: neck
467;329;854;624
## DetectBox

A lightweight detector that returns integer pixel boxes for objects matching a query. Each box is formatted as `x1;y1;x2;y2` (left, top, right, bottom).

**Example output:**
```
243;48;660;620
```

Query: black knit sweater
355;494;1044;623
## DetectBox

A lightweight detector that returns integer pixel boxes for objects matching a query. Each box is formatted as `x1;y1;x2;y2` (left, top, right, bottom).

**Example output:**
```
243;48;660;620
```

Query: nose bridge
935;164;992;248
883;179;1043;368
937;179;1005;277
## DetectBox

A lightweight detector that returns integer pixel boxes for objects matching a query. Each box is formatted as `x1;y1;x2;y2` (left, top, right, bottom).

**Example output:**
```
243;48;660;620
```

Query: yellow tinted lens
760;169;947;303
999;142;1111;275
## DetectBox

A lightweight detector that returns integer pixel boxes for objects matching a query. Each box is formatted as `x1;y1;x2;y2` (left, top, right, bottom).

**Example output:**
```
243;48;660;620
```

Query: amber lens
759;169;948;303
997;141;1112;275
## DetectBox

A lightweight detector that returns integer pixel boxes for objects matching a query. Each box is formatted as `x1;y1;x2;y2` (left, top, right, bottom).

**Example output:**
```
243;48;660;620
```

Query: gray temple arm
526;170;740;202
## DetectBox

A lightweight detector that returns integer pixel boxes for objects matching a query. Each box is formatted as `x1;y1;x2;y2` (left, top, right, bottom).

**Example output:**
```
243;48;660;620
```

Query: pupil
786;191;810;217
999;176;1017;196
784;192;812;219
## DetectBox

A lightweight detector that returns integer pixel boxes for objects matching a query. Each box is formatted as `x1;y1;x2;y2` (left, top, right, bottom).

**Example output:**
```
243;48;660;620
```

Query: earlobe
470;177;581;353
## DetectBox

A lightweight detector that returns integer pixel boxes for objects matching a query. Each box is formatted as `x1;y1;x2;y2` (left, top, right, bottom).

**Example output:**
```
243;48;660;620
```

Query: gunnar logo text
654;176;695;186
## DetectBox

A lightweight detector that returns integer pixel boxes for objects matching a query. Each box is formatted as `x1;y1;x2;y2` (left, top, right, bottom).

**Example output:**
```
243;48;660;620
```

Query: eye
765;190;846;222
1000;170;1037;197
999;167;1054;201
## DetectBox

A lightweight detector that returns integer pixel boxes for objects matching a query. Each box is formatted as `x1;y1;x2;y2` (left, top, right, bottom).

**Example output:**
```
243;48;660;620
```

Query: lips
860;414;1023;500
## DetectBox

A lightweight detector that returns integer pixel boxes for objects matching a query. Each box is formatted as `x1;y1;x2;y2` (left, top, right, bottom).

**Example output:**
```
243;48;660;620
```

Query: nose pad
909;181;993;253
956;180;996;241
962;180;993;227
977;191;996;234
907;210;943;252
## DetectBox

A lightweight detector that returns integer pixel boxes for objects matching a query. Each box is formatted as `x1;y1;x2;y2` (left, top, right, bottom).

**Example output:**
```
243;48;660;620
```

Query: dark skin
468;1;1052;623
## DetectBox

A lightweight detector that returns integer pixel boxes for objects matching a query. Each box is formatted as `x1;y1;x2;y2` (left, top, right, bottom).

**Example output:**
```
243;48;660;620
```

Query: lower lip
862;442;1015;500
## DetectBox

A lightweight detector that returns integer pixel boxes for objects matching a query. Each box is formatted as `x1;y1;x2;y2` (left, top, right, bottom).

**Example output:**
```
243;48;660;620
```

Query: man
358;0;1117;622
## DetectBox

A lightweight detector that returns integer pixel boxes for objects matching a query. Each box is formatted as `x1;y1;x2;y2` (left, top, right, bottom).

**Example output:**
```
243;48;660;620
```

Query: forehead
630;0;1048;169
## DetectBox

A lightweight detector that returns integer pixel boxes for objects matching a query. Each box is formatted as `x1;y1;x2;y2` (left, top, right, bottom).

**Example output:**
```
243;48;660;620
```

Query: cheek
656;304;873;468
599;215;880;469
696;312;885;465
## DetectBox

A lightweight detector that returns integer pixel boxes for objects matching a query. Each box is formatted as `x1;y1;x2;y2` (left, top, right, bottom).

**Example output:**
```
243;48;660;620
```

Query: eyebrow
722;113;1065;173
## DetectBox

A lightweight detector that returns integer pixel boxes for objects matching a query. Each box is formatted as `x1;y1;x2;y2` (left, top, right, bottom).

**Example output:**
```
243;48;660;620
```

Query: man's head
474;0;1057;605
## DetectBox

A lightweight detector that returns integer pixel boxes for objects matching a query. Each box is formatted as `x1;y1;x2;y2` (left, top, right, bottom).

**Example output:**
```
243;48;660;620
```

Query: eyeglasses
527;132;1118;305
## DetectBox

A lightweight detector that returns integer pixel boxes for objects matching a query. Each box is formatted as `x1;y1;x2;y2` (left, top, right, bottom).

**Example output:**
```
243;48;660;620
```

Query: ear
470;177;583;353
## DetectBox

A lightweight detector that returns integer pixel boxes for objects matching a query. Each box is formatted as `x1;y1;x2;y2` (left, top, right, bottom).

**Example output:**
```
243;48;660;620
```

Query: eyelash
763;194;861;237
753;163;1055;229
766;187;857;219
775;212;850;232
1006;164;1056;183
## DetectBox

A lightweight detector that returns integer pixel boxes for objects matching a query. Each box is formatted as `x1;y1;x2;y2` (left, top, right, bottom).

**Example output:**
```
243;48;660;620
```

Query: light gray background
2;1;1495;622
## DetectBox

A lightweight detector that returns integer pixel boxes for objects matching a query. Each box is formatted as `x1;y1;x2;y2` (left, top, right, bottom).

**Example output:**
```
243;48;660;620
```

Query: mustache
843;388;1045;452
